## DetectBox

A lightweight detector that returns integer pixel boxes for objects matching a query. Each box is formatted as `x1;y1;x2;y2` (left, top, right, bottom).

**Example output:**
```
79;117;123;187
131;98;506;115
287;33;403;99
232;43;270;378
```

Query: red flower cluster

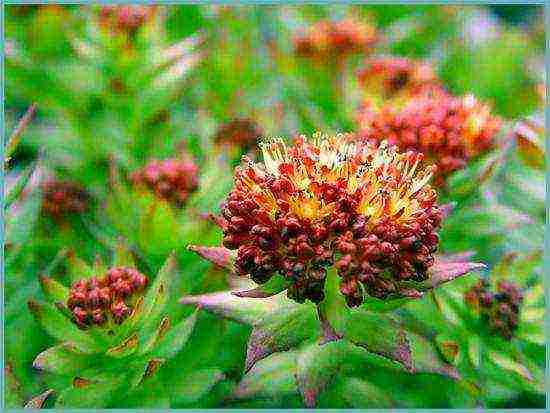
131;157;199;207
465;279;523;340
67;267;148;328
41;180;89;218
213;118;263;151
356;94;502;186
219;133;441;306
294;18;378;61
99;5;157;36
357;56;445;102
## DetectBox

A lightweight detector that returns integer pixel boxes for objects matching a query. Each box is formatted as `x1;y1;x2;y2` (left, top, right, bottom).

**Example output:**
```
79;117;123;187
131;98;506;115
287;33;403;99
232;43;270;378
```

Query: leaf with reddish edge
187;245;235;271
426;260;486;289
24;389;54;408
233;274;291;298
245;304;318;372
346;311;413;371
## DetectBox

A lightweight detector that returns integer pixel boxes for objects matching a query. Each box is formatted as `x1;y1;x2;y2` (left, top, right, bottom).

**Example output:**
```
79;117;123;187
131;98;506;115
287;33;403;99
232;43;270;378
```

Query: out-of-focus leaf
39;275;69;303
187;245;235;271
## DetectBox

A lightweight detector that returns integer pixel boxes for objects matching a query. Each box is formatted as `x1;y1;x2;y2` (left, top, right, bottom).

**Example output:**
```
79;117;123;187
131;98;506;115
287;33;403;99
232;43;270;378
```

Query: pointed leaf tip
188;245;234;270
428;260;486;288
25;389;54;408
232;275;290;298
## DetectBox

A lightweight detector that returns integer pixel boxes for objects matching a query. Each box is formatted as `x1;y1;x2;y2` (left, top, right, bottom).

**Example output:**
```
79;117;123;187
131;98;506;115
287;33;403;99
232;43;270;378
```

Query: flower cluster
218;133;442;306
357;56;445;103
131;157;199;207
356;94;502;186
41;180;89;218
67;267;148;328
213;118;263;151
464;279;523;340
294;18;378;61
99;5;157;36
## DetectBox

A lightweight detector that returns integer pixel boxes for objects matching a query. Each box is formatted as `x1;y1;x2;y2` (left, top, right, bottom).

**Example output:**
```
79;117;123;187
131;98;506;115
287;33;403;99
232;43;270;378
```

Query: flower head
99;5;157;36
67;267;148;327
41;180;89;218
357;56;445;103
294;18;378;61
356;94;501;186
131;156;199;207
465;279;523;340
213;118;263;151
219;133;442;306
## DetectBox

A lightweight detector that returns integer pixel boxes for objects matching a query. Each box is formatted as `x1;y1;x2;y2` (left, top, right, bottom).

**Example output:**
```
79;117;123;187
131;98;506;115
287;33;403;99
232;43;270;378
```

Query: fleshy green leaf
39;275;69;303
233;351;299;402
153;310;198;359
66;251;95;284
180;291;284;325
112;239;136;268
296;340;349;407
171;368;226;405
245;304;318;372
33;344;95;375
27;300;100;353
105;333;139;358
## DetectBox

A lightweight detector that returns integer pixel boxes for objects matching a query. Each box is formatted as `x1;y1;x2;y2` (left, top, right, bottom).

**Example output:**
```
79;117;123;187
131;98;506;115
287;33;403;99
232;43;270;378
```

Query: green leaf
435;334;461;366
33;344;95;376
488;351;533;382
233;351;299;402
245;303;318;372
180;290;284;326
296;340;349;407
141;317;171;355
106;333;139;359
66;251;95;284
55;380;121;408
27;300;100;353
171;368;226;405
340;377;394;408
112;238;136;268
39;275;69;303
153;310;198;359
4;161;37;211
346;311;413;371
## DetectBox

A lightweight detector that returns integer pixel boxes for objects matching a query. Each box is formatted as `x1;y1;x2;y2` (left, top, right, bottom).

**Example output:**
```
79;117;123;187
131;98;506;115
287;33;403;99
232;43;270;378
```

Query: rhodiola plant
26;242;202;408
405;251;545;408
184;133;486;407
